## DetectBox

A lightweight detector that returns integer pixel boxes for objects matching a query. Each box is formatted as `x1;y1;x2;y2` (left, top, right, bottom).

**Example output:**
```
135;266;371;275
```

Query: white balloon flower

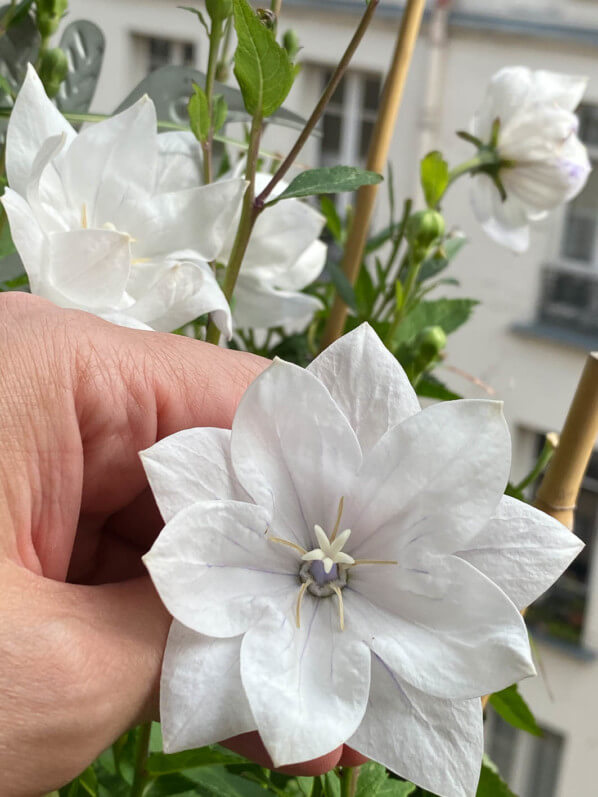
470;66;591;252
157;133;327;331
141;324;582;797
1;65;247;335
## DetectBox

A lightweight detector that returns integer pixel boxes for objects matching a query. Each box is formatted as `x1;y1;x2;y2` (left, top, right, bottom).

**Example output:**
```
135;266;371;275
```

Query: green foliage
147;746;249;775
391;298;478;348
420;151;449;209
179;6;210;33
416;375;462;401
489;684;543;737
355;763;416;797
476;758;517;797
206;0;233;23
418;235;467;283
327;259;358;313
233;0;294;117
38;46;69;97
320;196;342;243
188;83;210;142
213;94;228;133
270;166;382;203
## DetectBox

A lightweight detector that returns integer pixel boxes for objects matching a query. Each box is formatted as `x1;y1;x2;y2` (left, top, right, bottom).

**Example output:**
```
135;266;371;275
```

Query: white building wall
59;1;598;793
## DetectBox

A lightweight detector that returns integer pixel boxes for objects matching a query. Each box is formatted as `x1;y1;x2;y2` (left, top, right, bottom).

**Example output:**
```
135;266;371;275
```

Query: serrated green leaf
213;94;228;133
392;298;478;347
476;760;517;796
355;762;389;796
416;374;462;401
326;259;358;313
421;150;449;208
178;5;209;32
489;684;543;737
147;746;249;775
378;781;416;797
270;166;382;203
189;83;210;141
233;0;294;117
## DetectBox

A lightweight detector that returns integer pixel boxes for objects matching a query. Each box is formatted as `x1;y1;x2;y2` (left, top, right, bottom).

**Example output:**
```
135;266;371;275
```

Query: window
145;36;196;73
525;437;597;646
539;104;598;336
318;69;382;212
485;709;564;797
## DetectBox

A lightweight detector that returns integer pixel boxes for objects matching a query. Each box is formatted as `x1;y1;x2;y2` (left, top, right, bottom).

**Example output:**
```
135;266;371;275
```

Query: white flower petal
58;95;158;225
124;258;232;337
25;132;73;234
344;556;535;699
100;312;153;331
140;427;246;523
6;63;76;196
533;70;588;112
47;228;132;309
349;654;483;797
161;621;255;753
346;400;510;559
233;275;322;331
457;495;584;610
471;174;529;253
240;597;371;766
472;66;533;141
1;187;46;283
275;239;327;292
143;499;298;637
231;359;361;550
308;323;420;454
121;179;247;262
156;131;203;194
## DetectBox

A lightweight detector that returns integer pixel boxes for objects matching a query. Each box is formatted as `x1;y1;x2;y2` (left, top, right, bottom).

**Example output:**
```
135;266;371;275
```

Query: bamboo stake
483;352;598;712
534;352;598;529
320;0;426;350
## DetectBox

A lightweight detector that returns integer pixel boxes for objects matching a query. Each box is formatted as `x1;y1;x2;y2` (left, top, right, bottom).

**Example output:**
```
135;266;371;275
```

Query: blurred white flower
159;135;327;331
141;324;582;797
2;65;247;335
471;67;591;252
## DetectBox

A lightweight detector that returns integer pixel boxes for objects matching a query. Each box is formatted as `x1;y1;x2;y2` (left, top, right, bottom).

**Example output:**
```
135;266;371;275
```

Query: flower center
269;496;399;632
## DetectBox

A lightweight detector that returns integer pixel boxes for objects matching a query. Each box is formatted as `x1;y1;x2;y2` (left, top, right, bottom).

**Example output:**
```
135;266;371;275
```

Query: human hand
0;293;365;796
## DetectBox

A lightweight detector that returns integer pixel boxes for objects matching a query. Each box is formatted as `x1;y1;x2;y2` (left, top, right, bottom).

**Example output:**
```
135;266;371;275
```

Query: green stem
385;253;423;347
440;149;503;202
130;723;152;797
514;435;557;494
205;112;263;345
202;16;224;184
215;17;233;82
339;766;360;797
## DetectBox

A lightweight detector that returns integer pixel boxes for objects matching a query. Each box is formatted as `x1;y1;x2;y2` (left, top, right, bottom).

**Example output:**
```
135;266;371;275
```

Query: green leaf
320;195;342;243
78;767;98;796
476;759;517;797
213;94;228;133
184;766;270;796
416;374;462;401
365;222;400;254
378;781;416;797
354;265;376;317
147;746;249;775
355;762;389;796
421;150;449;208
270;166;382;203
418;234;467;283
188;83;210;142
145;773;199;796
326;259;358;313
233;0;294;117
92;761;130;797
489;684;543;737
178;5;209;33
392;298;479;347
321;772;340;797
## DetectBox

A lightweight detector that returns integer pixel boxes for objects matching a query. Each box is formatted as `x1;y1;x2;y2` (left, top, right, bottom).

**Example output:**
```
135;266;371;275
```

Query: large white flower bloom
1;65;247;335
471;67;591;252
157;134;327;331
141;324;582;797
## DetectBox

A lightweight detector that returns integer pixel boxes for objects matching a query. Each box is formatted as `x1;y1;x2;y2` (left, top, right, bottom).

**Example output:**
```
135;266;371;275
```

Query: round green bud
38;48;69;98
406;209;445;250
36;0;68;36
206;0;233;22
283;29;300;59
416;325;447;361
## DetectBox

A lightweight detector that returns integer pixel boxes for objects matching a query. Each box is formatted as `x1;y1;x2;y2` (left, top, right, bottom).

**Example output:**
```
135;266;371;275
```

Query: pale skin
0;293;366;796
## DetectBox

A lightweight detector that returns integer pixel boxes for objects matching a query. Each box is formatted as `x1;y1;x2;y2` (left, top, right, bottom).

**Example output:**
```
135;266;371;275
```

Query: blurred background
57;1;598;793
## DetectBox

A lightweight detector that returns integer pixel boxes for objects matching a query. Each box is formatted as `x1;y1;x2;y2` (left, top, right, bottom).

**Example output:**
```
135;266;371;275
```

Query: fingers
1;561;170;795
222;733;345;776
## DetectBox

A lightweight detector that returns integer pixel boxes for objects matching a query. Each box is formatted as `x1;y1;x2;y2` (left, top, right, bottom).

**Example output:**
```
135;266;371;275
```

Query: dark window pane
562;215;596;262
323;113;342;154
359;118;375;159
183;43;195;66
149;37;171;71
578;103;598;146
487;713;517;783
363;75;381;112
524;728;563;797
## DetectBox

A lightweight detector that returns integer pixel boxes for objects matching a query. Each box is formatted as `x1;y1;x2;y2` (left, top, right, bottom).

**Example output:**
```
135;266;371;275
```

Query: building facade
61;1;598;793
